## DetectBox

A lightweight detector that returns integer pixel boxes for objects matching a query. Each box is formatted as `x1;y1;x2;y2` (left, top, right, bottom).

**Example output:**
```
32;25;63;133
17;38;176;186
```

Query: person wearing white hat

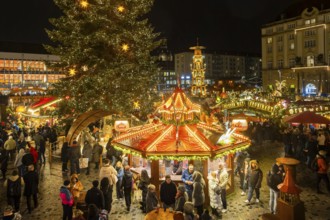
316;150;330;194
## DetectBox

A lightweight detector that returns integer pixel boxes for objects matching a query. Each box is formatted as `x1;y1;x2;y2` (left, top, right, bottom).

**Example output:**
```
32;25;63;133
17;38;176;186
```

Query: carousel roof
112;121;250;159
112;88;250;160
157;87;201;114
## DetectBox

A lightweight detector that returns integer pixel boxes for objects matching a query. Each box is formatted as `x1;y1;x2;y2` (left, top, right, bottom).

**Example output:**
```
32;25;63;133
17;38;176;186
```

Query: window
267;37;272;44
290;43;295;50
277;36;283;42
326;15;330;22
267;61;273;69
288;34;295;40
278;59;284;68
304;40;316;48
289;58;296;67
266;28;273;34
311;18;316;24
288;23;296;29
304;29;316;36
278;44;283;52
276;26;284;32
305;19;311;25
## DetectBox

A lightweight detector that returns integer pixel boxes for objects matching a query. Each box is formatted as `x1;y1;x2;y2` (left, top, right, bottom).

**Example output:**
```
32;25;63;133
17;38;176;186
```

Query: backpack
8;178;21;197
311;158;319;171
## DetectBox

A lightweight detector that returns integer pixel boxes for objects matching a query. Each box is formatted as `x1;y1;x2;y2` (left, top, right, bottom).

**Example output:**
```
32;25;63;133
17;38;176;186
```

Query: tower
190;42;206;97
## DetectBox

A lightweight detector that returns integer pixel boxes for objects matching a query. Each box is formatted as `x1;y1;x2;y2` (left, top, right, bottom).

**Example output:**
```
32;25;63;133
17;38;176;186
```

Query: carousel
112;87;251;195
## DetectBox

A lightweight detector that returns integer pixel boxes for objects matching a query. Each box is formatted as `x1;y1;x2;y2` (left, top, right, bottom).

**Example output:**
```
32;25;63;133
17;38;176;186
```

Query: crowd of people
1;117;330;220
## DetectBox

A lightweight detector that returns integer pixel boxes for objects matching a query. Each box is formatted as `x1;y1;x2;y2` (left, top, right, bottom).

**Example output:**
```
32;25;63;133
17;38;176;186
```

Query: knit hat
3;205;13;216
178;185;185;193
183;202;194;214
318;150;327;157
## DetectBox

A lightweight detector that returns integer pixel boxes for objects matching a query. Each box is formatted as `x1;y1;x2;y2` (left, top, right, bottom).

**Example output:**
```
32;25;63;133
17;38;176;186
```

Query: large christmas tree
45;0;162;120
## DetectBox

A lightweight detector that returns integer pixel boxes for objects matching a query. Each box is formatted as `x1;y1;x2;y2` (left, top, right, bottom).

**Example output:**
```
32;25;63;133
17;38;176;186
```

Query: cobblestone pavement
0;141;330;220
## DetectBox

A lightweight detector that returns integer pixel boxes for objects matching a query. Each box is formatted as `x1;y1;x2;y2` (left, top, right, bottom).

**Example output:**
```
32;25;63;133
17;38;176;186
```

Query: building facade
175;51;260;88
156;46;176;92
261;1;330;95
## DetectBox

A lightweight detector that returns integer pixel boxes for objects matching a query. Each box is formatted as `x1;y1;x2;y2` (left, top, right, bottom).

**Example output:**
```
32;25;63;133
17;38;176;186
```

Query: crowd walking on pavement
0;118;330;220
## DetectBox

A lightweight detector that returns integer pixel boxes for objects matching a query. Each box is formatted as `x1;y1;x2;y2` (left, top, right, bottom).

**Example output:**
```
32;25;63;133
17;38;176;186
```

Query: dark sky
0;0;301;54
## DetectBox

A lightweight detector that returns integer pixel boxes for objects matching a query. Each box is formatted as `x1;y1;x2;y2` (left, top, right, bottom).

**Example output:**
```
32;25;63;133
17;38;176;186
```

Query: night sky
0;0;301;54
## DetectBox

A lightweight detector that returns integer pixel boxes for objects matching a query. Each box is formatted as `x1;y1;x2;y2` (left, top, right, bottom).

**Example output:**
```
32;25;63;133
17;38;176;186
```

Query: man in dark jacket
121;165;133;211
245;160;263;204
82;140;93;175
160;175;177;210
85;180;105;210
267;164;283;214
61;142;69;172
23;164;39;214
92;142;103;170
69;141;81;175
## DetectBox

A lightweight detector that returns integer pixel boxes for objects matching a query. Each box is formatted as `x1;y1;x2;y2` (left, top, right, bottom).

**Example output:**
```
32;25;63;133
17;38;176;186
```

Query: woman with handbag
207;171;220;217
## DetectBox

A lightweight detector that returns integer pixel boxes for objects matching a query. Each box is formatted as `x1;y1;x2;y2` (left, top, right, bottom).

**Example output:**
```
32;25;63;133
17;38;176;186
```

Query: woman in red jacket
60;180;74;220
316;150;330;194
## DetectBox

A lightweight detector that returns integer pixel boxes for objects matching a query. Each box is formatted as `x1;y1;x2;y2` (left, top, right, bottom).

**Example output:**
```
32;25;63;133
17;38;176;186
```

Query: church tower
190;42;206;97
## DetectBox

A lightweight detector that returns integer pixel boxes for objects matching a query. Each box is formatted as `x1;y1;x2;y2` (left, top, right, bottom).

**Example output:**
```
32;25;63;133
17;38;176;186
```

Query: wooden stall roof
66;110;113;145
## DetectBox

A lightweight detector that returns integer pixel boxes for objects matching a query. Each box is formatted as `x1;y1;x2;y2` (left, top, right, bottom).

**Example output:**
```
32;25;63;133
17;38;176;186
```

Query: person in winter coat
174;185;186;213
183;202;198;220
85;180;105;210
23;165;39;214
28;145;38;166
241;157;251;196
37;133;46;165
267;165;283;214
82;140;93;175
138;169;150;212
14;149;25;177
1;146;9;180
218;162;229;213
245;160;263;204
87;204;100;220
60;180;74;220
145;184;159;213
4;136;16;161
61;142;69;172
316;150;330;193
182;164;194;201
92;142;103;169
192;171;205;218
115;161;124;200
100;177;112;213
121;165;133;211
70;174;84;203
4;170;24;212
99;159;117;186
49;127;58;151
160;175;177;210
69;141;81;175
207;171;220;217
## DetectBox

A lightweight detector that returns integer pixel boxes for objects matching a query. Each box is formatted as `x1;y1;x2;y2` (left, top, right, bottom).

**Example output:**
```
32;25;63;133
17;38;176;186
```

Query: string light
121;43;129;52
80;0;89;8
117;5;125;12
69;68;76;76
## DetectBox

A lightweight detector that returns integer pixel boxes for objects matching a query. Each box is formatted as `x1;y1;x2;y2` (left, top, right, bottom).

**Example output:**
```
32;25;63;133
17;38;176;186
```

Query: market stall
112;88;251;196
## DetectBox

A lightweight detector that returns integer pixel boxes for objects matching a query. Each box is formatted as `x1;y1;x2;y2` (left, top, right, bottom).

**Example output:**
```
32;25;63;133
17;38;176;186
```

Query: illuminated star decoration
80;0;89;8
121;43;129;52
69;68;76;76
82;65;88;71
117;5;125;12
